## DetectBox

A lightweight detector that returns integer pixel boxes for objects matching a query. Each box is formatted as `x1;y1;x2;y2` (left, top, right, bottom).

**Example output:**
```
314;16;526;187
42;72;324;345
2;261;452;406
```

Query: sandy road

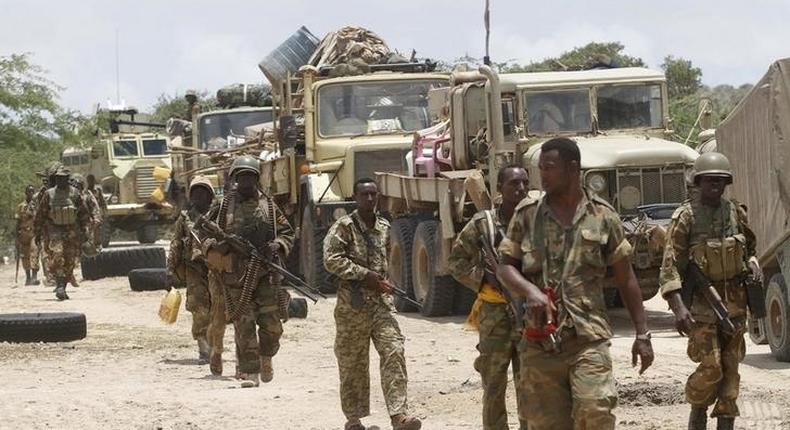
1;259;790;430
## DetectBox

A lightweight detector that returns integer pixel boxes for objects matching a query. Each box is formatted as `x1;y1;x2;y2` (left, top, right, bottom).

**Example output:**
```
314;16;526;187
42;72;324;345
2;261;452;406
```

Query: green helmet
229;155;260;178
693;152;733;184
71;173;85;185
53;166;71;177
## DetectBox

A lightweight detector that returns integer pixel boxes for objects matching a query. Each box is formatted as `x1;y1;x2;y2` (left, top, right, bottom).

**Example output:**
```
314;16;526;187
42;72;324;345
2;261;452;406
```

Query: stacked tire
81;246;166;281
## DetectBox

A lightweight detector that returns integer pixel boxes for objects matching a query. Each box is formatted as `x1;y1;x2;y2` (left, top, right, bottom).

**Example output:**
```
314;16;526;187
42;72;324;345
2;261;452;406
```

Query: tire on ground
301;206;334;294
0;312;86;343
129;268;170;292
390;217;420;312
82;246;166;280
765;273;790;361
411;220;454;317
288;297;308;319
136;224;158;244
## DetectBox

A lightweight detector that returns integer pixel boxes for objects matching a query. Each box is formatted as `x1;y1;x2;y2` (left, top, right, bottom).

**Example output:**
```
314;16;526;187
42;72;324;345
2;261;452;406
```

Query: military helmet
228;155;260;178
53;166;71;177
71;173;85;184
692;152;733;184
185;89;197;98
38;161;63;178
189;175;215;197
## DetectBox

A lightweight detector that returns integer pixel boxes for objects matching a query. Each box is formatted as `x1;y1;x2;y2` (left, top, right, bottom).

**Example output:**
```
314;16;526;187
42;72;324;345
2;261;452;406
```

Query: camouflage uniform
659;198;756;417
204;191;294;375
34;179;91;298
498;192;633;430
86;185;107;246
448;208;526;430
323;210;411;420
169;207;212;342
15;199;40;275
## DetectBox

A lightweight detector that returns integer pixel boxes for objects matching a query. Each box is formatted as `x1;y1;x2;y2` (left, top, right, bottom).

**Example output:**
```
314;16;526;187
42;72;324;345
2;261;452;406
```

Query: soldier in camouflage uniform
202;155;294;387
85;174;107;247
659;152;760;430
497;138;654;430
185;90;201;122
323;178;422;430
34;166;91;300
168;176;216;362
448;165;528;430
36;161;63;287
15;185;41;286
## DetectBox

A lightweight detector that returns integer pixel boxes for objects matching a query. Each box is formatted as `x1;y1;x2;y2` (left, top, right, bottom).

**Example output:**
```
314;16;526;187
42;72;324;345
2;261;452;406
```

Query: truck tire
301;206;333;294
0;312;86;343
453;284;477;316
411;220;454;317
288;297;308;319
390;217;420;312
765;273;790;361
136;225;158;244
129;268;170;292
81;246;167;280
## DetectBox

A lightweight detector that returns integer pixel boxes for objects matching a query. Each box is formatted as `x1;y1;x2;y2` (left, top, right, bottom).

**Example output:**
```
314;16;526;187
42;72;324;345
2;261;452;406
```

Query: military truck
713;58;790;361
61;117;175;245
374;66;699;316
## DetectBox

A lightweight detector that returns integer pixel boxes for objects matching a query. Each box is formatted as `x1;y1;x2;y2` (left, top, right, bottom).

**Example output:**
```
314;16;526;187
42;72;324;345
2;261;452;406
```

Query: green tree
504;42;644;72
150;90;217;124
662;55;702;99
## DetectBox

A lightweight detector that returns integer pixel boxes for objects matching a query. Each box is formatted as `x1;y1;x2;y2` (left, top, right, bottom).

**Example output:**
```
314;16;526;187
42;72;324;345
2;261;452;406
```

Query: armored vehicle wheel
136;224;158;244
765;274;790;361
301;206;333;294
390;217;420;312
129;268;170;292
81;246;166;280
453;284;477;316
0;312;86;343
411;220;454;317
288;297;308;319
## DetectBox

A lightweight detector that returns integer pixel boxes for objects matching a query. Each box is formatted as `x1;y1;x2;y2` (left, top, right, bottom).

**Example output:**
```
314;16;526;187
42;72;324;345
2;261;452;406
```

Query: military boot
31;270;40;285
239;373;260;388
55;280;69;301
688;407;707;430
391;414;422;430
196;337;210;362
25;270;32;286
260;356;273;383
717;417;734;430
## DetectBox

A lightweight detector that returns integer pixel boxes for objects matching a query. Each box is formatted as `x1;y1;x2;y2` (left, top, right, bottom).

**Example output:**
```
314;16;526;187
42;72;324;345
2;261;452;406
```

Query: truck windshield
142;139;168;156
597;84;663;130
112;140;139;157
317;79;448;137
199;110;273;150
525;88;591;134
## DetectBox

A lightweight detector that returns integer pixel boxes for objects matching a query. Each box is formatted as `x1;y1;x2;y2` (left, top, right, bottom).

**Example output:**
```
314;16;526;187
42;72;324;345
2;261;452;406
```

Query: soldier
71;174;102;236
34;166;91;300
497;137;654;430
185;90;201;122
168;176;215;362
323;178;422;430
15;185;41;286
447;165;528;430
659;152;760;430
85;174;108;246
202;155;294;387
36;161;63;287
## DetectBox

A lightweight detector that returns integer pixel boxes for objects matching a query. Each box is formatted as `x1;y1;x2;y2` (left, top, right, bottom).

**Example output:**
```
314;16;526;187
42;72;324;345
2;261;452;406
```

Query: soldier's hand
377;279;395;295
748;256;763;284
631;339;654;375
265;242;281;260
675;309;695;337
363;271;383;290
526;289;556;325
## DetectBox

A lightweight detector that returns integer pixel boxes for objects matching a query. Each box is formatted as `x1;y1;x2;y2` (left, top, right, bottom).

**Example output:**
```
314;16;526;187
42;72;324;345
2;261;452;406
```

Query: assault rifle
682;262;738;334
478;212;524;330
193;216;325;303
380;279;422;309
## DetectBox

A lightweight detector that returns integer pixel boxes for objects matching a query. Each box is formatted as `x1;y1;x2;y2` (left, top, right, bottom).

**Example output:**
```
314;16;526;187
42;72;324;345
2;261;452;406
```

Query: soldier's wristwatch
635;331;652;341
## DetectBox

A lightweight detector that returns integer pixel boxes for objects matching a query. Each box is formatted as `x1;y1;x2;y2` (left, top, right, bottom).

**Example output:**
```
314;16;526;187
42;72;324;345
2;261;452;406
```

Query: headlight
110;195;119;204
586;173;607;193
619;186;641;210
332;207;347;220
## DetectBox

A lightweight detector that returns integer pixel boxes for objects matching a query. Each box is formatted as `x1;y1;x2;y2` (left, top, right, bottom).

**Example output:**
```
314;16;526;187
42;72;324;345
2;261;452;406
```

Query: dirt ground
2;255;790;429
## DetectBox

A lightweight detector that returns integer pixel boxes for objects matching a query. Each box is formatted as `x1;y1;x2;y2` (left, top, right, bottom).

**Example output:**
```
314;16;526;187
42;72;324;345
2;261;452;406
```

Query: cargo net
307;26;410;75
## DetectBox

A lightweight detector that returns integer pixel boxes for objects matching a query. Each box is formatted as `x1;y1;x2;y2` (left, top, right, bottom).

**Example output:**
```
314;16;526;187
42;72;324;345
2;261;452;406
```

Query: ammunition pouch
50;206;77;226
690;234;746;282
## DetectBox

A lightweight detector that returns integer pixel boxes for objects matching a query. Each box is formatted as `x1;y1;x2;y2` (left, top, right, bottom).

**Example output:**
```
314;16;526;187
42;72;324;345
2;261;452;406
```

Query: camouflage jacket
498;191;633;342
34;185;91;239
659;198;756;322
87;186;108;212
323;210;390;289
15;199;37;234
448;208;505;292
82;190;102;225
168;207;208;282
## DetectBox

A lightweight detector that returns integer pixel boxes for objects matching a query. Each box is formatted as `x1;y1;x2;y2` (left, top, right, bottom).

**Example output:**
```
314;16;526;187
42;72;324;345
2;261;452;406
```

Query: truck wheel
0;312;86;343
453;284;477;316
136;225;158;244
390;217;420;312
765;273;790;361
82;246;167;280
129;268;170;292
301;206;333;294
411;220;454;317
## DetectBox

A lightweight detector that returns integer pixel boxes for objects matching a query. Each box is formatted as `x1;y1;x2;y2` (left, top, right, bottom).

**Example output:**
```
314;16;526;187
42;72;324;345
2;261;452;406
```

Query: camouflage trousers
685;318;746;417
474;302;527;430
184;268;211;341
43;228;80;282
334;287;409;419
520;330;617;430
17;229;39;271
224;275;283;374
206;271;228;355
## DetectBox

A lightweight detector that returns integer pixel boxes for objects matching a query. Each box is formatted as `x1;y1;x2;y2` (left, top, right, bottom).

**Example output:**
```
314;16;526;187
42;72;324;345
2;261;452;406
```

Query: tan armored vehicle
61;110;175;245
375;66;699;316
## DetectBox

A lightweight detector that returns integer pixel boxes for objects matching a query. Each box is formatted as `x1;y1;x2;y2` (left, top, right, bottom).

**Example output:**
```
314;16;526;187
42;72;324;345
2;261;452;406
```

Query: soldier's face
500;168;528;205
235;172;258;198
190;187;212;213
354;182;379;213
538;150;575;195
698;175;728;201
54;175;69;189
25;188;34;201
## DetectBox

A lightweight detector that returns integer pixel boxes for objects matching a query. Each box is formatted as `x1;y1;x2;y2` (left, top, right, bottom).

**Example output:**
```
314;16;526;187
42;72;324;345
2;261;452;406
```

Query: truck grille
135;166;159;200
354;149;408;182
614;167;687;214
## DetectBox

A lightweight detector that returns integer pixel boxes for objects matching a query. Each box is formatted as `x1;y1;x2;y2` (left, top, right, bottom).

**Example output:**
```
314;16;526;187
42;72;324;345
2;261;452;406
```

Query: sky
2;0;788;114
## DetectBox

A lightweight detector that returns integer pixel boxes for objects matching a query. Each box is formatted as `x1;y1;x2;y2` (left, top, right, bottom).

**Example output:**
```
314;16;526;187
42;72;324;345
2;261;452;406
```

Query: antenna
483;0;491;66
115;28;120;104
